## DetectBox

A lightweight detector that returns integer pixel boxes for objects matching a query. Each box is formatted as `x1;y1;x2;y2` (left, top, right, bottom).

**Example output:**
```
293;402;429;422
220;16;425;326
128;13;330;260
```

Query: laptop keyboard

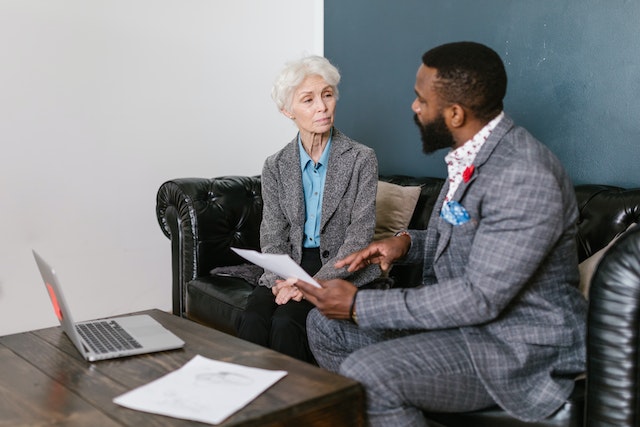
76;320;142;354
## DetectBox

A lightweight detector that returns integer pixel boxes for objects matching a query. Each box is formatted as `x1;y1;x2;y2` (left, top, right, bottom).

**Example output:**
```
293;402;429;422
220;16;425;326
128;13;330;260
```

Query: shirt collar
445;111;504;170
443;111;504;201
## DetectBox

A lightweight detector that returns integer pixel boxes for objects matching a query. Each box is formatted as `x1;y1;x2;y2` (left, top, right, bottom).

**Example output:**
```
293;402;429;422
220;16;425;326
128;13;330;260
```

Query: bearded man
295;41;587;426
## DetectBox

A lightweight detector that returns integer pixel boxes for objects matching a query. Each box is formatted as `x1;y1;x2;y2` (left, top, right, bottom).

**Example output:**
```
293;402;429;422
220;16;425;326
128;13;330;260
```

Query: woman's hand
272;278;304;305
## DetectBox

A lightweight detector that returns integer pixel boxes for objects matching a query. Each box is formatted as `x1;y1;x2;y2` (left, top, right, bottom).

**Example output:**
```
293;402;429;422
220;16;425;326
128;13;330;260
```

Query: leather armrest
586;226;640;425
156;178;216;316
156;176;262;316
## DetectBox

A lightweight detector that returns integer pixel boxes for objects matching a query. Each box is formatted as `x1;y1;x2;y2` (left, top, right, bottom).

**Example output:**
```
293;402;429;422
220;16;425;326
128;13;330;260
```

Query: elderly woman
236;55;380;363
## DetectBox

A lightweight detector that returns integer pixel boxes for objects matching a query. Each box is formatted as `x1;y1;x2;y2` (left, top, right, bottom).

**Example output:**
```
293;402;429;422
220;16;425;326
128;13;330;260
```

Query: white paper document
231;247;321;288
113;355;287;425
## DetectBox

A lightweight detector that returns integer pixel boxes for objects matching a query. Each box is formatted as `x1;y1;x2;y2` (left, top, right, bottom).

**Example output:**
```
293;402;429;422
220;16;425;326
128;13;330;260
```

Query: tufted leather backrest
575;185;640;262
156;176;263;279
156;176;640;286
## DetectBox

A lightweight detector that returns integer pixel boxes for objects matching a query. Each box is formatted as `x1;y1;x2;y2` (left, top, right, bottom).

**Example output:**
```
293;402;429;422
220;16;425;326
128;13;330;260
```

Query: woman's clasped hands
272;278;304;305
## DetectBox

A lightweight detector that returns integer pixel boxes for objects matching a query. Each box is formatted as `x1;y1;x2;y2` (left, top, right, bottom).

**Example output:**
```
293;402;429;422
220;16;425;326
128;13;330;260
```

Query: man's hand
335;234;411;273
295;278;357;320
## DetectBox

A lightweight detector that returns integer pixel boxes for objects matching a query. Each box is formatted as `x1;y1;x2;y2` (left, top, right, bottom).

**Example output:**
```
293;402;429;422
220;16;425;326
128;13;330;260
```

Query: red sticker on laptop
46;283;63;321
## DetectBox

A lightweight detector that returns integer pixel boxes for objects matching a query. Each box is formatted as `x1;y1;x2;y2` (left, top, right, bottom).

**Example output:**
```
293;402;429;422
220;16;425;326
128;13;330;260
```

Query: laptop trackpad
113;314;184;348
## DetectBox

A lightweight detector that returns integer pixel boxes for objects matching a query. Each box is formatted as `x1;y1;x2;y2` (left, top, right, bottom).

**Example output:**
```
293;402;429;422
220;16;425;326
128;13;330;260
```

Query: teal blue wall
325;1;639;187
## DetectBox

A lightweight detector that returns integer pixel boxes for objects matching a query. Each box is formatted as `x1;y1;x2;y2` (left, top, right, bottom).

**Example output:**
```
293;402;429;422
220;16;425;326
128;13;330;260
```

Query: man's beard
414;113;455;154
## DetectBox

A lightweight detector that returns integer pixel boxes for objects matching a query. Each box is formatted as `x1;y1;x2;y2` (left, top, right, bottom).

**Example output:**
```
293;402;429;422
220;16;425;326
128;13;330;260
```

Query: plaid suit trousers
307;309;496;427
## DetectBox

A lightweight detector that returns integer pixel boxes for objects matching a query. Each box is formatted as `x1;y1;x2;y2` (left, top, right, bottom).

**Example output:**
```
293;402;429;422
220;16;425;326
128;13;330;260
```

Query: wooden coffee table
0;309;364;426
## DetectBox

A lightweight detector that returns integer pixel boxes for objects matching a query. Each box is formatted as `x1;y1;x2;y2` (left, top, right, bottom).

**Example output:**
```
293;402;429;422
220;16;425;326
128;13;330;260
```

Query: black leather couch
156;175;640;427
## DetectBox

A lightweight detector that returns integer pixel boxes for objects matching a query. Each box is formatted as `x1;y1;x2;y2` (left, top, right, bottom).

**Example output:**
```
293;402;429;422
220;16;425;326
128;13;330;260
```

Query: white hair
271;55;341;112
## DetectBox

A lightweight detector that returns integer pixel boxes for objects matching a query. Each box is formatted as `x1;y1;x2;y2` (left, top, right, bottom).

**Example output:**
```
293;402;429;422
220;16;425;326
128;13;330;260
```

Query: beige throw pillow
579;222;638;298
374;181;422;240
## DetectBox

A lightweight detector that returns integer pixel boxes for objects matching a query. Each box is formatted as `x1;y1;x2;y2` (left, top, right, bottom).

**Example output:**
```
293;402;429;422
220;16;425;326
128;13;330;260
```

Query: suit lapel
321;131;352;229
280;139;305;226
433;114;514;261
434;184;451;261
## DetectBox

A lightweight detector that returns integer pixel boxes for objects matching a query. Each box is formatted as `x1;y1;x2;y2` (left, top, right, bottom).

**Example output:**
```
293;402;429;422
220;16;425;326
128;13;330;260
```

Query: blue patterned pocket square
440;200;470;225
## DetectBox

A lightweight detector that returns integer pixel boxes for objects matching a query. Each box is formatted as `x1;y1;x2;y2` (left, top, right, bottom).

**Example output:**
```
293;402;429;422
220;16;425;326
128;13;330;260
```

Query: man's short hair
422;41;507;121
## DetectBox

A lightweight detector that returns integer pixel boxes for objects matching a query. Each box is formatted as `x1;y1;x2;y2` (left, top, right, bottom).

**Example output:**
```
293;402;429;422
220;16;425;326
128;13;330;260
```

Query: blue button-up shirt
298;132;332;248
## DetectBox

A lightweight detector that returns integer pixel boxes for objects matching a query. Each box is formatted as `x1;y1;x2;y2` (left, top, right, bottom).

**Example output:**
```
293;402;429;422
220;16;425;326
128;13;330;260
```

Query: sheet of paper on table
113;355;287;425
231;247;321;288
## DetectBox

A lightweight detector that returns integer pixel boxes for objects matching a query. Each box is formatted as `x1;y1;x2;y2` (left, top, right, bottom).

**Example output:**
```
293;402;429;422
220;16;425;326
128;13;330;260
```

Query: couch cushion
424;378;584;427
186;276;254;335
375;180;422;240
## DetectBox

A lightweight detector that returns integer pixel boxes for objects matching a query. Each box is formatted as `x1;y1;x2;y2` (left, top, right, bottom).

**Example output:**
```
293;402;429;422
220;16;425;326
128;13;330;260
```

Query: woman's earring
282;109;294;120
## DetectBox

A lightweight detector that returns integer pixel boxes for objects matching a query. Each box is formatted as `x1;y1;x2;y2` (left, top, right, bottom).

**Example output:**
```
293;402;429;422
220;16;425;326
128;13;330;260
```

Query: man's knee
306;308;325;338
339;351;371;383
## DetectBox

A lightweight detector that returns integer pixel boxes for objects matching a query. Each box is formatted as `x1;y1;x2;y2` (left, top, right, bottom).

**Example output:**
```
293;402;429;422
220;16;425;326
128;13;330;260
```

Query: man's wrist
394;230;412;252
394;230;410;239
349;289;359;324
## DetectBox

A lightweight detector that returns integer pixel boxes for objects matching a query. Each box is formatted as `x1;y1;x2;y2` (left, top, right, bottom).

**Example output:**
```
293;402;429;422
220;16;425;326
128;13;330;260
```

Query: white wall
0;0;323;336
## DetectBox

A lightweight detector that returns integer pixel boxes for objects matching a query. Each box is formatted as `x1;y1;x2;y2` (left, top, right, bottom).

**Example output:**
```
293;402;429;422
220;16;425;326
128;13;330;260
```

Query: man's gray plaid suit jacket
356;114;587;421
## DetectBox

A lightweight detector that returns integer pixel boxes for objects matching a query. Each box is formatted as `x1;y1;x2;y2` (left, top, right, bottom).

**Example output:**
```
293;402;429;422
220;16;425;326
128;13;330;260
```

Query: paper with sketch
113;355;287;425
231;247;321;288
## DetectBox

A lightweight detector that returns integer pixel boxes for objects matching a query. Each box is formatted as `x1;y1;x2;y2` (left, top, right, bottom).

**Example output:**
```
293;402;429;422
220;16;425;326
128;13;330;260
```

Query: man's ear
446;104;466;129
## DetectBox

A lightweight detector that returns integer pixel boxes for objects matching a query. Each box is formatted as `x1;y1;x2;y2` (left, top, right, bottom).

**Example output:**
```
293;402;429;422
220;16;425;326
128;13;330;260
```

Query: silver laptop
32;250;184;362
